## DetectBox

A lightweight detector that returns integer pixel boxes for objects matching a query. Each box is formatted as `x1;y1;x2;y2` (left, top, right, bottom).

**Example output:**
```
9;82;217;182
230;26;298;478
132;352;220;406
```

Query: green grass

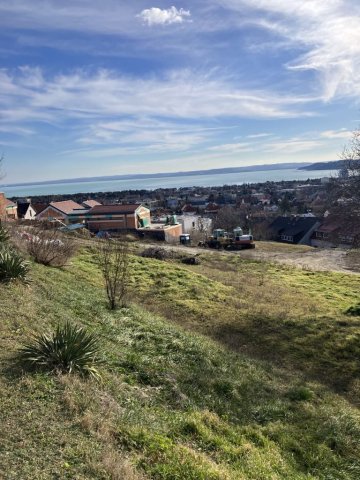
74;247;360;399
1;246;360;479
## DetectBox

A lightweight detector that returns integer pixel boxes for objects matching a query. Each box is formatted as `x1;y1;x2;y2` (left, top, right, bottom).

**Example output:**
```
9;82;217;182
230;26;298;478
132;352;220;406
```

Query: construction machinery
204;227;255;250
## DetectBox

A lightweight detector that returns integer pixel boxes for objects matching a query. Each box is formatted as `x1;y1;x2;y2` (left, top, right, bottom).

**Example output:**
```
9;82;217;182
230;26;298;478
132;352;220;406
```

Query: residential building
85;204;151;233
36;200;84;224
269;216;321;245
177;215;212;234
311;217;360;248
0;193;18;222
17;201;37;220
84;203;182;242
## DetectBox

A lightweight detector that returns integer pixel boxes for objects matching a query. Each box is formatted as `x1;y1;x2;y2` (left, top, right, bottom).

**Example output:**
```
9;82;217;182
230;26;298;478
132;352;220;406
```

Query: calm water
1;168;337;197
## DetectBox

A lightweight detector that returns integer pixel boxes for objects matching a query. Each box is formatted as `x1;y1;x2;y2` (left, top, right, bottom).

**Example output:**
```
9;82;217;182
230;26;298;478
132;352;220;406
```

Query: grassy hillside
1;246;360;479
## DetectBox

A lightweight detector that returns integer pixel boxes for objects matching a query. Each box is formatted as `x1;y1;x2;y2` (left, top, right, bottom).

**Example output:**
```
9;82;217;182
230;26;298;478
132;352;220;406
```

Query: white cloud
0;67;314;127
320;129;352;139
246;133;273;139
137;6;191;26
217;0;360;102
263;138;324;154
208;142;253;153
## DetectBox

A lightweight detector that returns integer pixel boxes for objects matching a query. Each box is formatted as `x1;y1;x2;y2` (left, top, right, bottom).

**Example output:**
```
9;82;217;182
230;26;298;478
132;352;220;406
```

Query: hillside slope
1;248;360;479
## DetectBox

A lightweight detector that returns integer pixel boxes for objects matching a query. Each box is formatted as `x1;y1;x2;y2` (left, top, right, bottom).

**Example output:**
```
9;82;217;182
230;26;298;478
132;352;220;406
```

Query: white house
177;215;212;235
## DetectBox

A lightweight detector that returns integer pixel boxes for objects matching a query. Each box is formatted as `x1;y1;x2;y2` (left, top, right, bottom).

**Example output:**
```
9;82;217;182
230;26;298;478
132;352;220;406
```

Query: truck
204;227;255;250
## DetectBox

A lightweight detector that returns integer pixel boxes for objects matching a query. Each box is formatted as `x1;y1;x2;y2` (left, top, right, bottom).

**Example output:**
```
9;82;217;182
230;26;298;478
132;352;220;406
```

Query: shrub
345;304;360;316
24;227;77;267
18;321;101;378
0;247;30;283
181;256;201;265
95;237;131;310
141;247;175;261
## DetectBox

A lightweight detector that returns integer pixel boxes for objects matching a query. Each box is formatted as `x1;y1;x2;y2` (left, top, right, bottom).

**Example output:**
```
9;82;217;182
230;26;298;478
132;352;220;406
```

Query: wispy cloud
218;0;360;102
0;67;315;129
246;133;273;139
207;142;253;153
137;6;191;26
320;129;353;139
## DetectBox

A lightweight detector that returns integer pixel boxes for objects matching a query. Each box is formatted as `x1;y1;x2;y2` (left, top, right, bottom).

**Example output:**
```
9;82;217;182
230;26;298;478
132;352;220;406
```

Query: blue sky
0;0;360;183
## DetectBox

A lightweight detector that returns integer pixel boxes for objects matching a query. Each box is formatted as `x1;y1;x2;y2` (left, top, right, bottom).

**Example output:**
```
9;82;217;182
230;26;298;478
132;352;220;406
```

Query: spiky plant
18;321;101;379
0;248;30;283
0;224;10;244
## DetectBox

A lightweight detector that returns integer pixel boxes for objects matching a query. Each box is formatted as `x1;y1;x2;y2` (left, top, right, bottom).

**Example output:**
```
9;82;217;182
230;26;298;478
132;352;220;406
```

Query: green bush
18;321;101;378
0;248;30;283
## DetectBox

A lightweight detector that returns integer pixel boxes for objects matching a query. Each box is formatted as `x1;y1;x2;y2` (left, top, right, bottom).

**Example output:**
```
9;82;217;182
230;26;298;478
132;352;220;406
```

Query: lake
1;168;337;197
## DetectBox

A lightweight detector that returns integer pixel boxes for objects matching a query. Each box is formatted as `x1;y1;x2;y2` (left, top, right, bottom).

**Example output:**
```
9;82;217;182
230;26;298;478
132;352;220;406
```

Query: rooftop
50;200;84;214
88;204;142;215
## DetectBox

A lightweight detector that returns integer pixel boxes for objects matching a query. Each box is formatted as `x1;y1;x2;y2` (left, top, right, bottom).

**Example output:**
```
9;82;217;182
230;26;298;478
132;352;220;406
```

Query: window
339;235;354;244
281;235;294;242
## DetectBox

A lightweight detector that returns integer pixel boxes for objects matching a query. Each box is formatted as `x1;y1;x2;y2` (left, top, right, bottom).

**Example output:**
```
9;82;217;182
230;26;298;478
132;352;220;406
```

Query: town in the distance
1;162;359;249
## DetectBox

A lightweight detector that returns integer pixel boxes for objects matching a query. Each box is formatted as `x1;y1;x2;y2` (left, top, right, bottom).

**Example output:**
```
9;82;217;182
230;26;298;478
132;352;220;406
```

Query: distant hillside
299;159;360;170
1;162;311;188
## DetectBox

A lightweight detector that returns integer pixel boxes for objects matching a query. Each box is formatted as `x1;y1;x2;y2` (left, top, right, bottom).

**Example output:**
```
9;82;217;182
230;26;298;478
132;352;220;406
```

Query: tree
338;130;360;214
327;129;360;222
95;237;131;310
213;206;244;232
279;193;291;215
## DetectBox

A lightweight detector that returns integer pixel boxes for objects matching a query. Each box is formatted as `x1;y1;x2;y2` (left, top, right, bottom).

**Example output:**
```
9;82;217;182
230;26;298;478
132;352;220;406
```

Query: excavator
204;227;255;250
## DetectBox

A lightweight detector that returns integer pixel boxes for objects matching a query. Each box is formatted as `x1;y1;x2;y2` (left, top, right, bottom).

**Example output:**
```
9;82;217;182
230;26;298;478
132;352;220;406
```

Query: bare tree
95;237;131;310
339;130;360;211
213;206;244;232
327;129;360;222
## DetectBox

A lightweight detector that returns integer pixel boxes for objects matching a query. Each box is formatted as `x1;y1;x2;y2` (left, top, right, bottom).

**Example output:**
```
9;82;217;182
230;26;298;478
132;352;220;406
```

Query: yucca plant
0;224;10;244
18;321;101;379
0;247;30;283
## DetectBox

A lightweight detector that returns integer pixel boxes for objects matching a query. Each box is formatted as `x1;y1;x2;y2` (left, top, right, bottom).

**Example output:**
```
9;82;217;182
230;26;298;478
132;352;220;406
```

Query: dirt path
239;247;359;274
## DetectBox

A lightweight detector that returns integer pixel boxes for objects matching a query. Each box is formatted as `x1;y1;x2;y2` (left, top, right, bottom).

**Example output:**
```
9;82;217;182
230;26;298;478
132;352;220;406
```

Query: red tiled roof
88;203;142;215
82;199;101;208
5;199;16;208
49;200;84;214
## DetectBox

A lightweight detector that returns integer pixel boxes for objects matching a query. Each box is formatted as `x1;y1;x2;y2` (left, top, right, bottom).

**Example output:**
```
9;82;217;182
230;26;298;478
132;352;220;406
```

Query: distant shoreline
0;161;325;188
2;167;338;198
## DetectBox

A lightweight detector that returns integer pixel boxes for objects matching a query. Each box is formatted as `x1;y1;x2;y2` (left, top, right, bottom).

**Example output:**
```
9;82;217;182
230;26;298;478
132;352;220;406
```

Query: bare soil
147;241;360;275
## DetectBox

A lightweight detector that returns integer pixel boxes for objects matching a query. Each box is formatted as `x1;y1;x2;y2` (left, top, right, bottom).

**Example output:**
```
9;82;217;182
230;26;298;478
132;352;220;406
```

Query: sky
1;0;360;183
